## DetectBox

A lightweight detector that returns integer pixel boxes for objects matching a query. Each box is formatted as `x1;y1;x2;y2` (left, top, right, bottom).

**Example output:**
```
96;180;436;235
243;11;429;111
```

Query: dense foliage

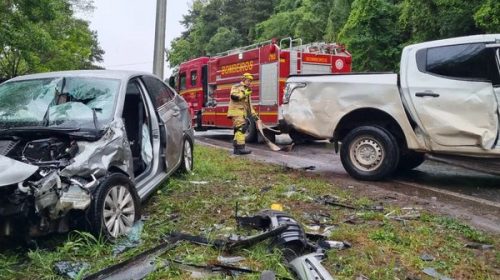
168;0;499;71
0;0;103;81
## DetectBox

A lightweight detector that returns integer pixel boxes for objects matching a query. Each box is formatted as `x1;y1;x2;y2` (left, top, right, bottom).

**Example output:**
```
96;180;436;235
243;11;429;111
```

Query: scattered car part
422;267;453;280
289;253;334;280
83;236;181;280
112;220;144;256
216;255;246;265
256;120;281;151
54;261;90;280
236;210;335;279
464;243;494;250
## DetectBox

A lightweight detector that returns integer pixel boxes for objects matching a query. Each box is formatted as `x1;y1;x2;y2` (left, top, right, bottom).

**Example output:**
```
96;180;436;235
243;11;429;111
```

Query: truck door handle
415;92;440;98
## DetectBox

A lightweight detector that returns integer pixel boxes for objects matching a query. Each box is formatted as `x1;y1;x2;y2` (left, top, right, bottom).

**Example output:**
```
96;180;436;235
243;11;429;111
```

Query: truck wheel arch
333;108;407;150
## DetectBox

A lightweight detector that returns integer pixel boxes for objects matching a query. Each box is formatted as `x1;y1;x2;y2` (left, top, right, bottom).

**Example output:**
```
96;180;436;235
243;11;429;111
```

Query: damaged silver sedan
0;70;194;240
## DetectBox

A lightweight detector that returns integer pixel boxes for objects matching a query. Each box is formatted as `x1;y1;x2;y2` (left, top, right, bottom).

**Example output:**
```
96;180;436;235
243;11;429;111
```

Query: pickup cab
279;34;500;180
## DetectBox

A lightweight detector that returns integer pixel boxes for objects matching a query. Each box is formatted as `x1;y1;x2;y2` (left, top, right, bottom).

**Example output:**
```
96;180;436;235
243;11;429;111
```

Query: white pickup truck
279;34;500;180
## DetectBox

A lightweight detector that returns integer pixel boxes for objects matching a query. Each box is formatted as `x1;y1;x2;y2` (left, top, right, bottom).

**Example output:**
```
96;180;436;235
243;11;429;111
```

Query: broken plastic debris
260;270;276;280
420;253;435;261
422;267;453;280
319;240;352;250
54;261;90;279
217;255;246;265
465;243;494;250
271;203;283;211
190;181;209;185
112;220;144;256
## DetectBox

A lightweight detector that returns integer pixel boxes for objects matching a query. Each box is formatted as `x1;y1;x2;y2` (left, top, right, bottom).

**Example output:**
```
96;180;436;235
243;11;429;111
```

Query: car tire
178;138;194;173
396;151;425;172
245;117;258;143
88;173;140;240
340;126;399;181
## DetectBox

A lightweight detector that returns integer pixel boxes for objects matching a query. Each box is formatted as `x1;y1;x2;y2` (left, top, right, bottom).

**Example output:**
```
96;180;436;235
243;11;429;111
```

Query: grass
0;145;499;279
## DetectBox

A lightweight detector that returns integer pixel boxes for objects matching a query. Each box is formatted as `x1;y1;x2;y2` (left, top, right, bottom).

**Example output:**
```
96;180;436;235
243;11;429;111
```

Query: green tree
325;0;353;41
0;0;103;80
206;27;243;55
338;0;401;71
474;0;500;33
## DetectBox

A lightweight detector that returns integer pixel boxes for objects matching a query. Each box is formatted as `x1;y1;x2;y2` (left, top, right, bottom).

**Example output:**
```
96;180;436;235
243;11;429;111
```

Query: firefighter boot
233;142;252;155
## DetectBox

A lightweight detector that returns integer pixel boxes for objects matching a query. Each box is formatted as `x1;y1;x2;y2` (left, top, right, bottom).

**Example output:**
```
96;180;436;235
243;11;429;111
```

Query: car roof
405;34;500;50
6;70;158;83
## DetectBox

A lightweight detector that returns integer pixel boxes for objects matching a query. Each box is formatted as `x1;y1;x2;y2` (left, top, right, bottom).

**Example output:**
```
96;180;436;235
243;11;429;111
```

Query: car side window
141;76;175;109
190;70;197;86
425;43;500;85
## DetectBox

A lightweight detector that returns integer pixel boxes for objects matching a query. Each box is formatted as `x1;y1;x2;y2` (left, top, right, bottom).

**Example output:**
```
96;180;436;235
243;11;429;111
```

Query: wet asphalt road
196;129;500;203
195;130;500;233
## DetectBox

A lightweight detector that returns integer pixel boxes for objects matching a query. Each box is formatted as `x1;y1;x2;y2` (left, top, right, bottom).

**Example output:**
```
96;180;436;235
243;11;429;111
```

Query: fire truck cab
174;38;352;141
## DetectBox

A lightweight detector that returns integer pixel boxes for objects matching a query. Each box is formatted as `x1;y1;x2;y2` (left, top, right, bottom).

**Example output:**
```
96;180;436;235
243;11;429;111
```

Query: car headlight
283;82;306;104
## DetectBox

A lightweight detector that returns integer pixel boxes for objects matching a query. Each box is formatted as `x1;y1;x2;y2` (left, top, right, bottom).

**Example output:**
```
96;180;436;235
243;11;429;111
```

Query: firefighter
227;72;259;155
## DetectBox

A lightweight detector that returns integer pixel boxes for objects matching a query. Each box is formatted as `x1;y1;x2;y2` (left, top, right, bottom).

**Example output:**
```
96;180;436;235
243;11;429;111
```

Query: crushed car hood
0;154;38;187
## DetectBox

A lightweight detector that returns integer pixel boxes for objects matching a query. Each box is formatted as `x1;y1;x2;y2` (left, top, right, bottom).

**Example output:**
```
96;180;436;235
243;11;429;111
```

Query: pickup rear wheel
340;126;399;181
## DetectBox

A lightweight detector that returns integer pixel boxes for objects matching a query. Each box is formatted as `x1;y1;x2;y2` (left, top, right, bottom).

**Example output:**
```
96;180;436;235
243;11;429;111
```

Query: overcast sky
81;0;190;78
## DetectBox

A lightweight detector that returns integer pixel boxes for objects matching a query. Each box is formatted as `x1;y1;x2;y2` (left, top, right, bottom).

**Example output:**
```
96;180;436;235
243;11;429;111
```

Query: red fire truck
172;38;352;141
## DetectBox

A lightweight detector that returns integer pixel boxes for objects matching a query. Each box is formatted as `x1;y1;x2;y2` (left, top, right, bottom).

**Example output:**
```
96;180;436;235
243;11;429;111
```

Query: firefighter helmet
242;73;254;81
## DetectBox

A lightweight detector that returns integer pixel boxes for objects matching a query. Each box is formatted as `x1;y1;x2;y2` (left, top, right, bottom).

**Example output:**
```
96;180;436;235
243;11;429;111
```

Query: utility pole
153;0;167;79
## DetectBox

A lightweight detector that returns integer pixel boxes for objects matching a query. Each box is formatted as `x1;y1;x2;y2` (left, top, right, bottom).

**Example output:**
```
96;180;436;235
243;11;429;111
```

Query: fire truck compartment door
302;63;331;74
260;62;279;105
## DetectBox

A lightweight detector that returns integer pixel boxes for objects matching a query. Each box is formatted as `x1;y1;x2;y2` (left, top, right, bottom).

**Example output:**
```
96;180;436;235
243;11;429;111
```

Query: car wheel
396;151;425;172
245;117;258;143
340;126;399;181
89;173;140;240
178;138;194;173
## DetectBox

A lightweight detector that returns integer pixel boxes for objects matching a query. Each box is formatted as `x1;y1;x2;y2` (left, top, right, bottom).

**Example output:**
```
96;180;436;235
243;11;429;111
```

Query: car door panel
407;43;499;150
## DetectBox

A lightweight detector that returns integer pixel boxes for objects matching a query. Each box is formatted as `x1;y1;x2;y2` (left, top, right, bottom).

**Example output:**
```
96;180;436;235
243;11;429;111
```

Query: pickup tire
396;151;425;172
340;126;400;181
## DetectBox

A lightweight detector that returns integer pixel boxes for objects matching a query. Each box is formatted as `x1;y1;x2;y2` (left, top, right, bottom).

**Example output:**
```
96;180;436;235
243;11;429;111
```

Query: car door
141;75;183;173
407;42;500;150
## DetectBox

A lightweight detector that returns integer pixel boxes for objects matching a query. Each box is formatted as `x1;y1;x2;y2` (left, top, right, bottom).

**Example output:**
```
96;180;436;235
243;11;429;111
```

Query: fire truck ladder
215;40;274;57
280;37;303;75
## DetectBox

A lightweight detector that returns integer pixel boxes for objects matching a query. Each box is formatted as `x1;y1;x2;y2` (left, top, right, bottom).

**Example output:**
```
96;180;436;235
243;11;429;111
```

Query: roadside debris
260;270;277;280
318;240;352;250
217;255;246;265
256;120;295;152
54;261;90;279
316;195;384;212
189;181;209;185
173;259;256;279
420;253;435;261
112;220;144;256
385;207;421;222
422;267;453;280
83;236;180;280
465;243;494;250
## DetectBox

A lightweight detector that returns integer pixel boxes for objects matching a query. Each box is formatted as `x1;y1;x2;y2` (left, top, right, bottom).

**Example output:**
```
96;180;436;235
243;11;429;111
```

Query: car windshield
0;77;120;129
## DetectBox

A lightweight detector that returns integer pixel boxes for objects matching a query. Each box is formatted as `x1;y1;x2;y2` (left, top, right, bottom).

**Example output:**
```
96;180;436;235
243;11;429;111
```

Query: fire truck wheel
245;117;258;143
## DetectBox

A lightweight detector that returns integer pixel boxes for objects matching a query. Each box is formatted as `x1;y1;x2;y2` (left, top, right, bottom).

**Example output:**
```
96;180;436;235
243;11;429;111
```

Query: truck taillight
283;82;306;104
